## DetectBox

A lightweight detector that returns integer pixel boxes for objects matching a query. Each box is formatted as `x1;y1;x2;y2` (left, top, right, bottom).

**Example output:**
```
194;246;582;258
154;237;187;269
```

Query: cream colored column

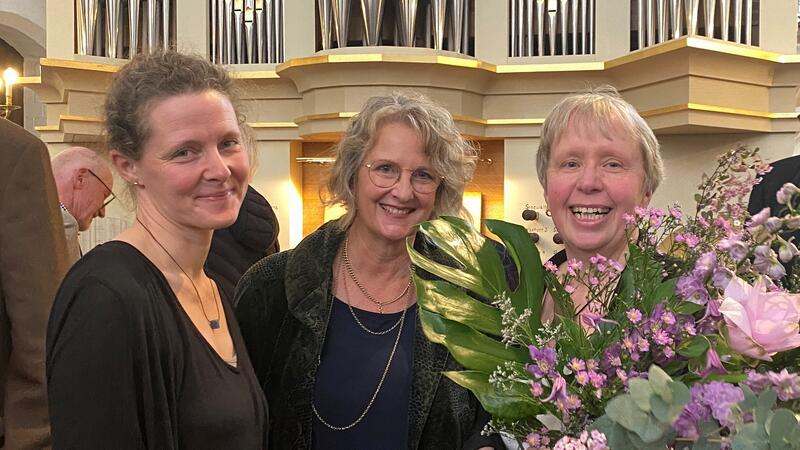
46;0;75;58
759;2;797;55
474;0;508;64
176;0;210;56
503;138;560;260
594;1;630;60
251;140;303;250
283;0;315;60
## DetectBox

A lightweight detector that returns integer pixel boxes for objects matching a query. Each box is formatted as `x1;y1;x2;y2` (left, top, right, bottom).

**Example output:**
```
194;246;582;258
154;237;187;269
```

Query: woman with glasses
236;93;502;449
46;51;267;449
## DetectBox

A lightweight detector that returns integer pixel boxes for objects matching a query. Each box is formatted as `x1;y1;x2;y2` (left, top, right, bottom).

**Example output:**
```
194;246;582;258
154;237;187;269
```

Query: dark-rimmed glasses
364;160;443;194
87;169;117;208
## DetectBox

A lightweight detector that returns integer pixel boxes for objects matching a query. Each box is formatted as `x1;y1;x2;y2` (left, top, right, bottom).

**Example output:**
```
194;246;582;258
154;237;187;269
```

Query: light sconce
0;67;20;120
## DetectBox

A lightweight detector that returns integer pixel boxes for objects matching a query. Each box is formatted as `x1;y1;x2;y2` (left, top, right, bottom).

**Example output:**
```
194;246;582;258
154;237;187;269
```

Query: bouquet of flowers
408;146;800;449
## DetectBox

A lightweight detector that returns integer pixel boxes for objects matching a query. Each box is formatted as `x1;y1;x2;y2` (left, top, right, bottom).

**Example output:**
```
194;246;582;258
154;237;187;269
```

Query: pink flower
544;261;558;273
719;276;800;361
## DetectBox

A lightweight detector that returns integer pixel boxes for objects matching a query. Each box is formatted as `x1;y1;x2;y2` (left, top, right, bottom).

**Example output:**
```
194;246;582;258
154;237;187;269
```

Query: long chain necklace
136;218;222;330
311;256;410;431
340;254;404;336
343;237;412;314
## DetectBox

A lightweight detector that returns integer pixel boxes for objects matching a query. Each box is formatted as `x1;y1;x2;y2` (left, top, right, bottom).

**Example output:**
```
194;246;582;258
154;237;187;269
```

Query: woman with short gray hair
538;85;664;323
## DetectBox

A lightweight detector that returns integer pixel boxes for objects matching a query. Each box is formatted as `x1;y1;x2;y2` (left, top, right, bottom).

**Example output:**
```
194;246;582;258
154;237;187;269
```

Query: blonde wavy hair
326;92;477;230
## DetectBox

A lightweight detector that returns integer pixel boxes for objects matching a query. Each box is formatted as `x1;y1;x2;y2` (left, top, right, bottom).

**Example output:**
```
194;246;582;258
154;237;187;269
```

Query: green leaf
485;219;545;330
408;244;491;298
628;378;654;412
415;216;506;297
755;389;778;425
643;278;677;311
648;365;674;402
414;278;502;336
768;408;798;449
419;309;528;373
535;413;564;432
606;396;650;432
673;301;706;315
442;370;542;420
732;422;769;450
677;335;710;358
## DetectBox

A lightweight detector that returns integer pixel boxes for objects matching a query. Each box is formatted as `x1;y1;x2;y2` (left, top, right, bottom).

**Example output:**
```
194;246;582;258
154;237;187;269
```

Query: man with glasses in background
51;147;115;264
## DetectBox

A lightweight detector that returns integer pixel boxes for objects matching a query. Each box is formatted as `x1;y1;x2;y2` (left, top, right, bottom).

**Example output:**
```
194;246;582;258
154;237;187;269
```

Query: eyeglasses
364;160;443;194
87;169;117;208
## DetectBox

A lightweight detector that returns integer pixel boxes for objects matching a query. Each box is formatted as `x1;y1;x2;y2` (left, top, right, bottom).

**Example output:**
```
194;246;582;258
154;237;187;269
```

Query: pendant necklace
343;236;413;314
136;218;222;330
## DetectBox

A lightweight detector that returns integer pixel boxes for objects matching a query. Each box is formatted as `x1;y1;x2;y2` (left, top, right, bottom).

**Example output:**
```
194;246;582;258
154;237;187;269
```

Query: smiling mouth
381;204;414;216
570;206;611;220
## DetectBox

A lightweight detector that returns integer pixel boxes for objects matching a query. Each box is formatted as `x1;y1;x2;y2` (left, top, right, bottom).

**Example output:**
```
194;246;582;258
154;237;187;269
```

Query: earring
545;208;551;217
133;181;141;186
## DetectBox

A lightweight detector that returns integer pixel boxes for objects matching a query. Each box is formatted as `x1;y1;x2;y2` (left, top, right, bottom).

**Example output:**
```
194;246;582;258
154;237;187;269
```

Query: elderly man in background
0;118;69;448
51;147;115;263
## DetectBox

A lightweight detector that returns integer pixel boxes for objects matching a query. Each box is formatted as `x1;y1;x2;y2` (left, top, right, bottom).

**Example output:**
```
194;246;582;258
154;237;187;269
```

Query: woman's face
544;118;651;262
126;90;249;232
352;121;438;244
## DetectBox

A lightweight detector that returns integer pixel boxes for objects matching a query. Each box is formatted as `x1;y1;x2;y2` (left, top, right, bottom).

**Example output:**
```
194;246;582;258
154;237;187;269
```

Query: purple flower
544;260;558;273
693;252;717;278
626;308;643;324
746;369;800;401
543;376;568;403
765;217;783;233
527;346;557;378
702;347;727;377
753;245;786;280
530;381;544;398
711;267;734;291
674;382;744;438
748;207;771;227
669;206;683;219
623;212;636;225
778;241;799;263
677;273;710;304
661;311;677;326
568;358;585;371
718;235;749;262
523;431;550;450
653;329;673;346
777;182;800;205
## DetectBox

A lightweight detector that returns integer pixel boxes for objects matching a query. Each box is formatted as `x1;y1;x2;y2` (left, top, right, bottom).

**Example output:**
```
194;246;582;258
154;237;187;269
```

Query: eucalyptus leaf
768;408;798;449
755;389;779;425
606;396;650;432
648;365;674;402
628;378;654;412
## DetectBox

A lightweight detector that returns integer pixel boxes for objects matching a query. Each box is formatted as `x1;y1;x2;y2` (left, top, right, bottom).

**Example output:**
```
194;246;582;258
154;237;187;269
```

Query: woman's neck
345;224;412;277
129;212;213;279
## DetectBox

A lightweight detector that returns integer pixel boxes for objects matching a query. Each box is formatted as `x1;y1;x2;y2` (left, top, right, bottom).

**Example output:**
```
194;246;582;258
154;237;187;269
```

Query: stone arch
0;10;45;60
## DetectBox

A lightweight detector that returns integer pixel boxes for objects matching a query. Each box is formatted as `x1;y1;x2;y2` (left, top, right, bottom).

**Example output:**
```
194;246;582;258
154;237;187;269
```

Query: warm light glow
463;192;483;229
3;67;18;87
324;204;347;222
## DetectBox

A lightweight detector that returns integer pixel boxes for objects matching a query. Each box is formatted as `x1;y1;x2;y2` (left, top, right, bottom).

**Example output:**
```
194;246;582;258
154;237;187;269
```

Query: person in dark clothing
47;51;267;449
236;92;503;449
206;185;280;300
748;155;800;221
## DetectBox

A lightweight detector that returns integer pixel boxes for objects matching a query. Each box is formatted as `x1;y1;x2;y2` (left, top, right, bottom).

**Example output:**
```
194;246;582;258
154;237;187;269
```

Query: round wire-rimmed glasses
364;160;443;194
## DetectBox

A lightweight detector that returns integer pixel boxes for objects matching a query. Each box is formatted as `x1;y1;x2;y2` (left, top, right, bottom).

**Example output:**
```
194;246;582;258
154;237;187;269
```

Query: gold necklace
311;260;409;431
343;237;412;314
136;218;222;330
339;254;405;336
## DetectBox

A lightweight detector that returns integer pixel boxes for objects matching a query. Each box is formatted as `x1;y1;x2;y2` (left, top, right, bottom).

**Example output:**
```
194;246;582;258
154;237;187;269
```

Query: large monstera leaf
407;216;546;420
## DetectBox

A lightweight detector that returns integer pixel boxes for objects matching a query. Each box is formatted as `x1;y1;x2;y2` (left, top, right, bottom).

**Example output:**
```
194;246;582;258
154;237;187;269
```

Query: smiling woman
536;86;664;322
46;51;267;449
235;92;504;449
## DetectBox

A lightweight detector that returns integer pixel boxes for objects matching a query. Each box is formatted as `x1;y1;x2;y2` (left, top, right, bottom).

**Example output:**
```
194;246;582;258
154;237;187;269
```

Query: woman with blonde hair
237;92;501;449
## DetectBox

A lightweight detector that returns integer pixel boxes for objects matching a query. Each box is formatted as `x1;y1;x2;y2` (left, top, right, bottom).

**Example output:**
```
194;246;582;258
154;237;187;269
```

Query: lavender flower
674;382;744;438
753;245;786;280
778;240;799;264
746;369;800;401
776;182;800;205
747;207;771;227
527;346;557;379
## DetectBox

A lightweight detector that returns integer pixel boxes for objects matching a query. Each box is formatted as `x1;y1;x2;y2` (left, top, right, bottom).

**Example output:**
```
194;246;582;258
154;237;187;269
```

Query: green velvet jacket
235;221;503;449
